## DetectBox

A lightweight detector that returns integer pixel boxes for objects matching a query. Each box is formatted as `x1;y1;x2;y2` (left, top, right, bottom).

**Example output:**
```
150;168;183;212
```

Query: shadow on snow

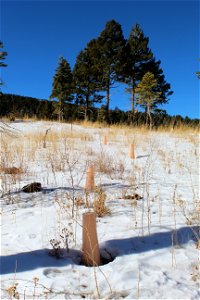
0;248;82;275
1;226;198;275
100;226;199;259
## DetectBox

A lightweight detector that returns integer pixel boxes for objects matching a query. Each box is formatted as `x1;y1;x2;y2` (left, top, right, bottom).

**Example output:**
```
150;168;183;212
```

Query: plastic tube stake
129;143;135;159
82;212;101;266
103;135;107;145
85;165;95;191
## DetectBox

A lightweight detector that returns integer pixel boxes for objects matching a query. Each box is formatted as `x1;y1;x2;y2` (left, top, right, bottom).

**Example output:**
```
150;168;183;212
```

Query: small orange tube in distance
129;143;135;159
85;165;95;191
103;135;107;145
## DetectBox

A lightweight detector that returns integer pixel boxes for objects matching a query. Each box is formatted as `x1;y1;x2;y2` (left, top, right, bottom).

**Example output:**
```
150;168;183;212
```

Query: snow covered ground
0;121;199;299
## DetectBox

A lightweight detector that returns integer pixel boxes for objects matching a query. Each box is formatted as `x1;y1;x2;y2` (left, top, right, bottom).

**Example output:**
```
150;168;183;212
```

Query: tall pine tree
96;20;126;121
121;23;172;114
50;57;74;121
73;39;103;120
122;24;153;113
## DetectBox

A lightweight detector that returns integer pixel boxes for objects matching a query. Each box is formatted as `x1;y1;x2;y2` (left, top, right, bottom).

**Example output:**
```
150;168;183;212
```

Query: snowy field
0;121;199;300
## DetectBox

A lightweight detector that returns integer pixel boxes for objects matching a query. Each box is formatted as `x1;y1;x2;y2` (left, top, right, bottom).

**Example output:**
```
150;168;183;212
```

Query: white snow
0;121;199;299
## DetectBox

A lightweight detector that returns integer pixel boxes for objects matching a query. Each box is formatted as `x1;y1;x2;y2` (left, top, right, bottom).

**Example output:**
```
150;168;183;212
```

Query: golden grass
0;166;24;175
93;187;110;217
79;119;199;134
94;152;114;177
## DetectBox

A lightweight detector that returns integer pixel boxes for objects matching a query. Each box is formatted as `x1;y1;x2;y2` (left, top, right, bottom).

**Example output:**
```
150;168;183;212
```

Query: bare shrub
93;187;110;217
113;160;126;180
95;152;114;177
49;239;62;259
75;196;85;207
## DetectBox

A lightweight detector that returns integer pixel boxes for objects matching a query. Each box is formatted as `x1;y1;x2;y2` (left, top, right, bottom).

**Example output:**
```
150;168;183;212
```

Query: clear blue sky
1;0;199;118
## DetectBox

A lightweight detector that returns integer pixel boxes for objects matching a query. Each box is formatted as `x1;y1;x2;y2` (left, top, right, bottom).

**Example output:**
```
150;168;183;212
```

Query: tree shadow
99;182;131;189
100;226;199;260
136;155;150;159
42;186;83;194
0;248;82;275
1;226;198;275
1;186;83;199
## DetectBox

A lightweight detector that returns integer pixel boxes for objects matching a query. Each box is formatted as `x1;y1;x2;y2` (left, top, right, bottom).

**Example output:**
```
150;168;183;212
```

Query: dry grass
24;128;93;147
94;152;114;177
0;166;24;175
78;120;105;129
93;187;110;217
6;283;20;300
79;119;199;136
0;122;91;200
75;196;85;207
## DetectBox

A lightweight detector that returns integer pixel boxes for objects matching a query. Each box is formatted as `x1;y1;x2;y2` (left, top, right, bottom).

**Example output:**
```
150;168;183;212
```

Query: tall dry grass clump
93;187;110;217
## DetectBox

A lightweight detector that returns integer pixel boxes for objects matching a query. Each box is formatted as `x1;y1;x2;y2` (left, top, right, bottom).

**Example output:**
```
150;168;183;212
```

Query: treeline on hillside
1;93;199;128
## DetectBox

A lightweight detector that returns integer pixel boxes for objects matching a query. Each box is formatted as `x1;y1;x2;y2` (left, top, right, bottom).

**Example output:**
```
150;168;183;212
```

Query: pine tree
96;20;126;121
50;57;74;121
123;24;153;113
0;41;8;90
122;24;172;114
143;58;173;106
73;39;103;120
135;72;161;130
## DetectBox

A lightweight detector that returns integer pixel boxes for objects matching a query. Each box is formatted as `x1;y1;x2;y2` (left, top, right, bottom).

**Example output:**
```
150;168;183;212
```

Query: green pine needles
50;57;74;121
135;72;161;130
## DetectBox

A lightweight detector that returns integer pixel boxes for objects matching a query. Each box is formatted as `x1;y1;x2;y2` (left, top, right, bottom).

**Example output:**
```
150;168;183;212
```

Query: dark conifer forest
1;93;199;128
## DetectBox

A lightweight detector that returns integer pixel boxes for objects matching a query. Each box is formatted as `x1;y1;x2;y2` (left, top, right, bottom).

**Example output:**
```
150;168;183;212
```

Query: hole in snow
79;248;116;267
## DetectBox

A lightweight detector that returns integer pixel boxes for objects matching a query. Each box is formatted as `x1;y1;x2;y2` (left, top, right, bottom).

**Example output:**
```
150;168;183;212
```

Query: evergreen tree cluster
50;20;173;124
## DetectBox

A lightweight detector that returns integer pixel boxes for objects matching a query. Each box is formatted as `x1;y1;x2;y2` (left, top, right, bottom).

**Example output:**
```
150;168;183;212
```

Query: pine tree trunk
84;108;87;121
131;84;135;114
147;104;152;130
145;113;148;128
106;86;110;112
58;100;64;122
61;106;64;122
149;111;152;130
105;85;110;123
85;95;89;121
58;106;61;122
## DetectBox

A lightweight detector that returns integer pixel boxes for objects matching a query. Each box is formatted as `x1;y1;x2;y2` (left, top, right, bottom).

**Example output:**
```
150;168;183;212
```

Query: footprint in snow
43;268;63;278
107;291;129;299
28;233;36;239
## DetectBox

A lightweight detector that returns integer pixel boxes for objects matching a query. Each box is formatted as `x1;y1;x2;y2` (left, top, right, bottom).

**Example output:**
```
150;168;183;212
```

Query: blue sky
1;0;199;118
